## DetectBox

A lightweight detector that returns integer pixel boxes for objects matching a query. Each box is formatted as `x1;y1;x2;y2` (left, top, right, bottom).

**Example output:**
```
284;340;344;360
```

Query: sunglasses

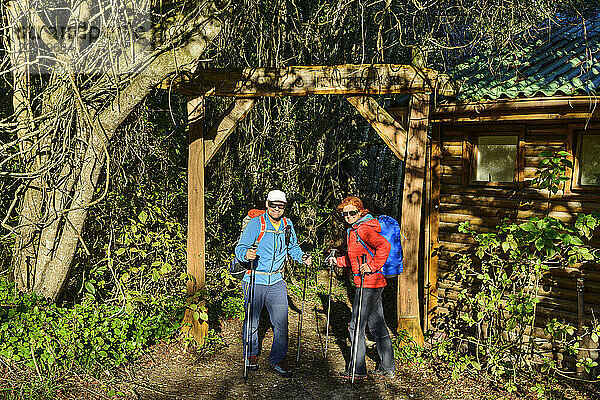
341;210;359;217
268;202;286;210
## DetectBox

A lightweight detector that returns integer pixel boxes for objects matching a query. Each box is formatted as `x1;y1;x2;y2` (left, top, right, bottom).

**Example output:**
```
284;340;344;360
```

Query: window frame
571;128;600;191
464;126;525;188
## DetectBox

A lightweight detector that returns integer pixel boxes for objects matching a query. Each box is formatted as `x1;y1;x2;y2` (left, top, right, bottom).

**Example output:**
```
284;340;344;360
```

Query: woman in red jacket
329;196;395;380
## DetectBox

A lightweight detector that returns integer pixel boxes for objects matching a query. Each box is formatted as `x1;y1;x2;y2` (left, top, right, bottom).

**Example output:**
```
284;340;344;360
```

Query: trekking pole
243;251;258;383
324;249;336;359
351;254;368;383
296;256;309;362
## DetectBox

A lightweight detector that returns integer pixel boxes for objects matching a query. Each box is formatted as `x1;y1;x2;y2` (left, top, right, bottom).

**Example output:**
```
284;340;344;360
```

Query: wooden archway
165;64;458;345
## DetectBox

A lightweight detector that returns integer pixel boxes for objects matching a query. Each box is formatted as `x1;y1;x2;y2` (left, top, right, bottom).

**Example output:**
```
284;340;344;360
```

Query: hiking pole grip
361;254;368;274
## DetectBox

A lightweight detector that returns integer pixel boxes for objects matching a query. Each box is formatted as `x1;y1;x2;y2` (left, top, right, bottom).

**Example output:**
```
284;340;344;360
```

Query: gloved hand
359;262;371;275
245;248;257;261
301;253;312;266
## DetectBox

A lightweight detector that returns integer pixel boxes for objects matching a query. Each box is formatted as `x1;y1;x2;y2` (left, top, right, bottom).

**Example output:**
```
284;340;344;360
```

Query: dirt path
114;279;511;400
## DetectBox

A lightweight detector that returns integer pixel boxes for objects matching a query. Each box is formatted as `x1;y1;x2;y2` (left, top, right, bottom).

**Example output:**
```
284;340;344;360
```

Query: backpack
353;215;403;278
228;210;289;280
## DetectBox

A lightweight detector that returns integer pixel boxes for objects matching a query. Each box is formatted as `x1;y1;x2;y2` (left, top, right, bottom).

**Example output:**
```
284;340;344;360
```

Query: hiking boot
270;360;292;378
371;369;395;378
246;355;259;371
338;371;367;381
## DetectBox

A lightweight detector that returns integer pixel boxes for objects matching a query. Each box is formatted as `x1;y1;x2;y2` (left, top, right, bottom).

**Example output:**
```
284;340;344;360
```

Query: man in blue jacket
235;189;311;378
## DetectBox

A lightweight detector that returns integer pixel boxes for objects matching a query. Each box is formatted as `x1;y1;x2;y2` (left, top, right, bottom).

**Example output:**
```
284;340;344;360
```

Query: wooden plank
438;231;475;244
441;144;463;156
172;64;458;97
433;96;600;113
439;183;600;202
440;175;462;185
440;165;462;175
204;98;256;165
432;113;600;123
431;97;600;123
439;193;600;213
427;124;441;330
442;156;463;166
527;126;569;136
346;96;407;160
398;92;430;345
182;96;208;345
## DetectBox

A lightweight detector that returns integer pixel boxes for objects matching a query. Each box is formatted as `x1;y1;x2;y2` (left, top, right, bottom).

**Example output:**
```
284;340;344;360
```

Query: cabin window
473;135;518;182
578;134;600;186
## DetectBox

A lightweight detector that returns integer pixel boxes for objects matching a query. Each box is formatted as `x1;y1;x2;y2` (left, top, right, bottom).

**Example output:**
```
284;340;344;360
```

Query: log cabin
417;17;600;364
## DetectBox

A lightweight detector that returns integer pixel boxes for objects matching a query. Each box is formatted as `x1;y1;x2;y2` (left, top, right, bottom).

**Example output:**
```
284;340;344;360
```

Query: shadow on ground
116;278;492;400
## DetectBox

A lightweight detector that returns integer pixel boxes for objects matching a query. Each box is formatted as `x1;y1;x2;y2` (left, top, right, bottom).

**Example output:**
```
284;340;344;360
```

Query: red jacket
335;215;390;288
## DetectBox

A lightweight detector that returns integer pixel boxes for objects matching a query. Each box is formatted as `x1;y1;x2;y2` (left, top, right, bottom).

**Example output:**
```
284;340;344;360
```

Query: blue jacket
235;213;304;285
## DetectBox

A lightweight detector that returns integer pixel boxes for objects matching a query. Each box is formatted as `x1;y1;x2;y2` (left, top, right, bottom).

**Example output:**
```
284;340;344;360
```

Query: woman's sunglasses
268;201;286;210
341;210;359;217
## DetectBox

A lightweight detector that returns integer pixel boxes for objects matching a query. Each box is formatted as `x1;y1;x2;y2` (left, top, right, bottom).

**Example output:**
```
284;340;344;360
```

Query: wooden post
423;136;431;330
427;123;441;330
182;96;208;345
398;92;430;346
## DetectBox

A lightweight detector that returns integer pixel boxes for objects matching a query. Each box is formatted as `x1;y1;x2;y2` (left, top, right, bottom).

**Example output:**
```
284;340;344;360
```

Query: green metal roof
450;18;600;101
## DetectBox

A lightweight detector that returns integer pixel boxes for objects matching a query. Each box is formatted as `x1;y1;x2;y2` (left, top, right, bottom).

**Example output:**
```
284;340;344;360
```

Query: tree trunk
8;0;41;290
7;1;224;300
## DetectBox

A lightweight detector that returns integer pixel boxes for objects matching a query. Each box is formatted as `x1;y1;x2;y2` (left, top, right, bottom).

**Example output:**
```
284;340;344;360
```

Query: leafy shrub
440;151;600;389
0;277;185;373
219;296;245;321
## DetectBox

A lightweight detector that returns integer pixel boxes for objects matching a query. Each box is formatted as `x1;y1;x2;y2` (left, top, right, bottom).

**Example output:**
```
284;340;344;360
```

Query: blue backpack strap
354;230;374;257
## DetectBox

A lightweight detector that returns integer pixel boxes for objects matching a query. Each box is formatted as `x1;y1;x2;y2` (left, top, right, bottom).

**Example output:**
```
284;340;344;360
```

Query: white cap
267;189;287;203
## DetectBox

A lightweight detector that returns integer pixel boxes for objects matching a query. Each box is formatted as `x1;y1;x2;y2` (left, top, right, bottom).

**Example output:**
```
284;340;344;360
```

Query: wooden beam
431;112;600;123
430;96;600;123
171;64;457;97
427;124;441;330
182;96;208;345
398;92;430;346
204;98;256;165
346;96;407;161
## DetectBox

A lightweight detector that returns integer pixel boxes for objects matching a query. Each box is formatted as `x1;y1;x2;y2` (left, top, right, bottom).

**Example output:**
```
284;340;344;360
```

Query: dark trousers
242;279;288;364
347;286;395;375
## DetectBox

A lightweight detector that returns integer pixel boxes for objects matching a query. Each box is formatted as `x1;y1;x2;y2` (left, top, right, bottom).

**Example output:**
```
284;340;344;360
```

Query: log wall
431;120;600;353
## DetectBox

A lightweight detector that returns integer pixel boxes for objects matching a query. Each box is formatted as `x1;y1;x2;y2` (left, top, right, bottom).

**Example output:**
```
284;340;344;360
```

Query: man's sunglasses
341;210;359;217
268;202;286;210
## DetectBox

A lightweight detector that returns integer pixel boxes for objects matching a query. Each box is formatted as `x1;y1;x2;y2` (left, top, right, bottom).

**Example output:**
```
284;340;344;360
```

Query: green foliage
532;150;573;196
0;277;184;373
219;296;245;321
392;329;425;363
0;376;63;400
544;318;600;374
441;151;600;388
